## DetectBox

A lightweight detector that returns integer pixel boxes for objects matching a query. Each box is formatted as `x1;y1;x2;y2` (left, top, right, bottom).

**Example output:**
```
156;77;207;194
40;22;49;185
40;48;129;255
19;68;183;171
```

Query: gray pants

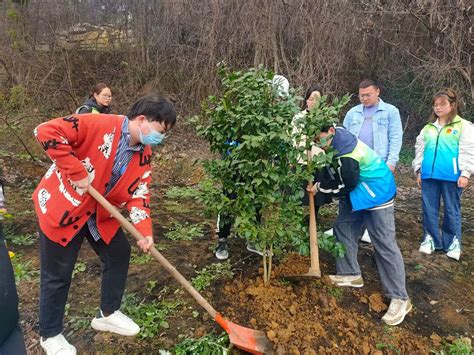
333;198;408;300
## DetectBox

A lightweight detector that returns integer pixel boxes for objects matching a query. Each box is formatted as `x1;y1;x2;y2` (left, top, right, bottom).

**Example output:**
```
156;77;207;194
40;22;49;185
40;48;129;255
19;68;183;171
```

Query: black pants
0;226;26;355
217;189;262;240
39;225;131;338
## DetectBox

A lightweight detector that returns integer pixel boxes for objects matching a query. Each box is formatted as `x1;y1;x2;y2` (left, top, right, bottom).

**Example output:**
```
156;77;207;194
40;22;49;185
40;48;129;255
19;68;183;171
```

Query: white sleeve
412;129;424;174
459;119;474;179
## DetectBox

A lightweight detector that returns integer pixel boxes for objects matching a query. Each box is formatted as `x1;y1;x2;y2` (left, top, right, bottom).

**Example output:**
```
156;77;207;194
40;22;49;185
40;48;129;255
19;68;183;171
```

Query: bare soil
1;142;473;354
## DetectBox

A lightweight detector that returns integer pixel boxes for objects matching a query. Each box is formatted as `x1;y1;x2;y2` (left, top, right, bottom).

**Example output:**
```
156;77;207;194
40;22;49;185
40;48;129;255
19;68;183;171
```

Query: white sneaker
324;228;334;236
40;334;76;355
328;274;364;288
382;298;412;326
446;238;461;261
360;229;371;243
91;310;140;336
419;235;434;254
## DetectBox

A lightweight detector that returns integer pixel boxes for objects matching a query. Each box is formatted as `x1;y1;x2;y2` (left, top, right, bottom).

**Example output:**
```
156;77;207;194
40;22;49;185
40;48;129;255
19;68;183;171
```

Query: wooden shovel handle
307;150;321;277
88;185;218;318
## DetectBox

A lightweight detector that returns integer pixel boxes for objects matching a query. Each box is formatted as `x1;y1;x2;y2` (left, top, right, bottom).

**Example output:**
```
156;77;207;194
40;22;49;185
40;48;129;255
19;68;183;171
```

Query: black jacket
76;97;111;114
315;128;360;198
0;182;20;345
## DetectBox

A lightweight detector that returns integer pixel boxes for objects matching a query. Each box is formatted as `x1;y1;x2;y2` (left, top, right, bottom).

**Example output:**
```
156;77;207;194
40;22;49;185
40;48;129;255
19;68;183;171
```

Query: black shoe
215;239;229;260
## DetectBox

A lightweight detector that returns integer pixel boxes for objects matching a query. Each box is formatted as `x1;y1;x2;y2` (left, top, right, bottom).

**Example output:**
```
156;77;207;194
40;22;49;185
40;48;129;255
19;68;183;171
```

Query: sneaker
382;298;412;326
328;274;364;288
91;310;140;336
215;239;229;260
446;238;461;261
324;228;334;236
419;235;434;254
40;334;76;355
360;229;371;243
246;243;273;257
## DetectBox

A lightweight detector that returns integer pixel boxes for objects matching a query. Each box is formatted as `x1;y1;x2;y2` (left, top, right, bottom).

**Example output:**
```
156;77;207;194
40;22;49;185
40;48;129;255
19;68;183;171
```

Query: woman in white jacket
291;84;332;215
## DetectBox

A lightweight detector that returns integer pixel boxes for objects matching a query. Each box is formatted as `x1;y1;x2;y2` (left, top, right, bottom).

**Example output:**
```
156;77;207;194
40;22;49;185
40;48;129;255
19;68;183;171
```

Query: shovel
88;186;273;354
283;150;321;280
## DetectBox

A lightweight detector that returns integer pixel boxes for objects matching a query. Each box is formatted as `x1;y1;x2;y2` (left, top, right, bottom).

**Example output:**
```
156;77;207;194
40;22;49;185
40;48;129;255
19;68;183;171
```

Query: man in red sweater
33;94;176;355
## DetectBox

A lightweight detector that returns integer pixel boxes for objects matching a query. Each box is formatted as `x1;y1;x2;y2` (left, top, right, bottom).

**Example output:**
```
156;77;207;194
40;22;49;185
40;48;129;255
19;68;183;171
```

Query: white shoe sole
215;252;229;260
419;246;433;254
383;303;413;326
333;281;364;288
329;276;364;288
446;251;460;260
91;318;140;336
40;344;77;355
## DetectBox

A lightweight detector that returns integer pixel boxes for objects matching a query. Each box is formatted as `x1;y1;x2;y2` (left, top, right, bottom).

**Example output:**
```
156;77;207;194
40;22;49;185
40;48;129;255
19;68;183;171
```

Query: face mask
139;121;166;146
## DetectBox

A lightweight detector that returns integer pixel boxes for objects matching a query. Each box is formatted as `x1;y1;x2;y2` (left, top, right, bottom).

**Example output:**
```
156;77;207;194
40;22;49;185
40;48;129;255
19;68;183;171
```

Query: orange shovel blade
215;313;273;354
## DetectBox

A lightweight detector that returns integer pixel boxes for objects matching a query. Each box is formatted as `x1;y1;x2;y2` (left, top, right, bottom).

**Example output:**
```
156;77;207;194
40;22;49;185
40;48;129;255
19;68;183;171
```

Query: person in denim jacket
343;79;403;172
341;79;403;243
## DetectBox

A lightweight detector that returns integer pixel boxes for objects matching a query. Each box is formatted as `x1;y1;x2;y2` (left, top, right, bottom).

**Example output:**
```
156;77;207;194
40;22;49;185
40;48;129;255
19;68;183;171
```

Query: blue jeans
421;179;462;251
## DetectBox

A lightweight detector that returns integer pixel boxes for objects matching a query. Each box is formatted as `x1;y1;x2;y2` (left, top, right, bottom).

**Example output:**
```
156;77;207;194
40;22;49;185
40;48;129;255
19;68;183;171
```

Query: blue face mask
139;121;166;146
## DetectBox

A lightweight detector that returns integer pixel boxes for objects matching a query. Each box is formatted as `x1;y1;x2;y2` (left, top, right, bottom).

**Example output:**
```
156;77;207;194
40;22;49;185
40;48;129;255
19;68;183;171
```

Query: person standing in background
76;83;113;114
413;88;473;261
341;79;403;243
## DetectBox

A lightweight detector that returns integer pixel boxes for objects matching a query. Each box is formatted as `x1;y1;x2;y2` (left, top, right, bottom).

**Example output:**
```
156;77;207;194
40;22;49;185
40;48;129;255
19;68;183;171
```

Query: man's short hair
127;94;177;128
320;123;341;133
359;79;379;89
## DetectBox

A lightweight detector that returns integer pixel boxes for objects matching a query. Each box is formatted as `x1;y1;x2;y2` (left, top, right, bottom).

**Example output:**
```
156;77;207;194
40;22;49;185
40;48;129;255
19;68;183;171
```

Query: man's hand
387;164;396;173
71;176;90;194
416;172;422;189
458;176;469;188
137;236;154;253
306;182;318;194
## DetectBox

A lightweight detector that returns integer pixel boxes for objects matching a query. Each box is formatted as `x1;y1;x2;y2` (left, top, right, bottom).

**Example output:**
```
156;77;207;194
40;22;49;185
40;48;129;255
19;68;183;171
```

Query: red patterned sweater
32;114;153;246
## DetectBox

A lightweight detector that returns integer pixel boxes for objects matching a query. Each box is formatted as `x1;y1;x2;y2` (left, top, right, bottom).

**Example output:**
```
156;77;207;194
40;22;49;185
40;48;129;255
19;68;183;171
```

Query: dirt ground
1;132;473;354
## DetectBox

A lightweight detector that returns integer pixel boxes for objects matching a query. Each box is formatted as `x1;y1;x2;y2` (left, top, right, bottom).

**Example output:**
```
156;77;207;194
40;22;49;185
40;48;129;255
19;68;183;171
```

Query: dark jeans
0;226;26;354
421;178;462;251
39;225;131;338
0;325;26;355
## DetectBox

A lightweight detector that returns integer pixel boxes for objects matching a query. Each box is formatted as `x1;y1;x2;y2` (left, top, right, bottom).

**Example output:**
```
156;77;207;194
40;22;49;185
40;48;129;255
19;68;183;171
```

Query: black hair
359;79;379;89
320;123;342;133
302;84;323;110
127;94;177;128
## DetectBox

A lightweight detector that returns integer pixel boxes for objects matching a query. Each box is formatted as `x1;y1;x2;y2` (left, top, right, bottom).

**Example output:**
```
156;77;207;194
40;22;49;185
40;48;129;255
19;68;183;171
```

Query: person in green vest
412;88;473;260
308;124;411;326
76;83;112;114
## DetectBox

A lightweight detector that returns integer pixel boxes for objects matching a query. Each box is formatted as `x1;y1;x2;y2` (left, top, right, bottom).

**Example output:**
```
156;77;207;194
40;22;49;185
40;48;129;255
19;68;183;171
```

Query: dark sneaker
215;239;229;260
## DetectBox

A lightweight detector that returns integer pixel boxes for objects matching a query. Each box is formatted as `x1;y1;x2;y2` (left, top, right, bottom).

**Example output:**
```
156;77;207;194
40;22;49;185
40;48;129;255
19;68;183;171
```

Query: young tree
196;65;349;283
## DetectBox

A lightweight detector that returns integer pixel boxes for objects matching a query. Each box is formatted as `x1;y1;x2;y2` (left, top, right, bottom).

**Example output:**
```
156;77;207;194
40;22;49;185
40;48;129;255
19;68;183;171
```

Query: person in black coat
76;83;112;114
0;180;27;355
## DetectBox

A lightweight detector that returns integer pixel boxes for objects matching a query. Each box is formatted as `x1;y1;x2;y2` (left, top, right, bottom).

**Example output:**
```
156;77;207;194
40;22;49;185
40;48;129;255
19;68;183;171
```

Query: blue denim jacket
343;98;403;167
